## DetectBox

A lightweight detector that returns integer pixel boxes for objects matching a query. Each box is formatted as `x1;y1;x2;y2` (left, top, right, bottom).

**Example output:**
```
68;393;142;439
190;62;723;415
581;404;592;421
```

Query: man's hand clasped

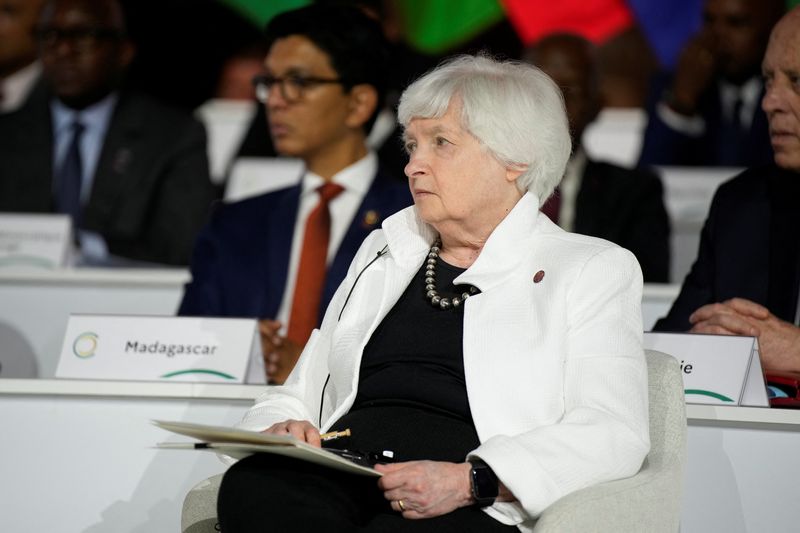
690;297;800;371
258;319;304;384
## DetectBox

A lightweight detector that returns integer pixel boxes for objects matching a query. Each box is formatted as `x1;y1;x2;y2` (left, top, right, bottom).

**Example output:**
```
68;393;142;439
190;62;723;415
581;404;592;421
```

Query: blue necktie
55;120;85;225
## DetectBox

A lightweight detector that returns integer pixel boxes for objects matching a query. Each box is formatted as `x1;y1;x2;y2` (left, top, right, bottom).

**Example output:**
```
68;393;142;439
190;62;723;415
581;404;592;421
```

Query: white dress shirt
275;151;378;331
51;93;118;265
50;93;118;203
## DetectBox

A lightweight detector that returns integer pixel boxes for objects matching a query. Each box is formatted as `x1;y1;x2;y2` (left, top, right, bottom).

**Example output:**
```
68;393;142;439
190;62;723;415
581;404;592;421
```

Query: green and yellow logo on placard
73;332;99;358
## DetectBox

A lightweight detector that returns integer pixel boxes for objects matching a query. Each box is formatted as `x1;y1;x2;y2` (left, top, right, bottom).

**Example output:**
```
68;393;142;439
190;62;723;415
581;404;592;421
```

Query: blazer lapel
321;168;407;319
263;185;302;319
84;92;143;226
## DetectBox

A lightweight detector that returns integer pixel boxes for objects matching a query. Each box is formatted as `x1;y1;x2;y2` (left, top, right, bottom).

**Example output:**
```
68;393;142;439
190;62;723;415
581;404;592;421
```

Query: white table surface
2;378;800;532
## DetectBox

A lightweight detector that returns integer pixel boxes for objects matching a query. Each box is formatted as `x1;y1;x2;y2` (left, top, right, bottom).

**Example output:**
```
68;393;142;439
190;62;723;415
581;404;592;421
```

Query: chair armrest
181;474;223;533
532;460;682;532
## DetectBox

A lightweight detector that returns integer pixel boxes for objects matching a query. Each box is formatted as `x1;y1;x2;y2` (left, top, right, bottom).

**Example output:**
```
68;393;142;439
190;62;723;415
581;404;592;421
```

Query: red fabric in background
501;0;634;45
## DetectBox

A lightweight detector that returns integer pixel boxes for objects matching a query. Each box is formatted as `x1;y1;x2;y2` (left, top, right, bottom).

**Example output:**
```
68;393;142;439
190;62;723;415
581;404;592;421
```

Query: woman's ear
505;163;528;183
345;84;379;129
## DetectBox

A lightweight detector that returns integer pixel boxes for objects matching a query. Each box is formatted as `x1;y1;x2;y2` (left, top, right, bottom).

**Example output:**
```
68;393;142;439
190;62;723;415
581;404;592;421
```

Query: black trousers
217;403;519;532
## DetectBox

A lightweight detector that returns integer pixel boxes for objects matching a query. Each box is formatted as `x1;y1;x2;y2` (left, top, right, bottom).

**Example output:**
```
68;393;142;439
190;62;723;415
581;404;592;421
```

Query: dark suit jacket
638;74;773;167
573;159;671;283
654;165;800;331
0;82;215;265
178;168;412;323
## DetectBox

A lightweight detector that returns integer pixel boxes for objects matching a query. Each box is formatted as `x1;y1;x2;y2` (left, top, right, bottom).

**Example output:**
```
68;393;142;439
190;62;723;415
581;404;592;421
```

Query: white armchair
531;349;686;532
181;349;686;532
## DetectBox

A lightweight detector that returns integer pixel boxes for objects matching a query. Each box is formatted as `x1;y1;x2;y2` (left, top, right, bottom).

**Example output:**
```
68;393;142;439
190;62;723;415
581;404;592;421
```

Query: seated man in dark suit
0;0;215;266
178;5;412;384
654;6;800;373
638;0;783;167
524;33;671;283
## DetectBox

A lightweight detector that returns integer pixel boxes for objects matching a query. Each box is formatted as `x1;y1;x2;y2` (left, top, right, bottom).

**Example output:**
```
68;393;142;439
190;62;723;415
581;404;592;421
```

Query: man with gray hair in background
654;6;800;375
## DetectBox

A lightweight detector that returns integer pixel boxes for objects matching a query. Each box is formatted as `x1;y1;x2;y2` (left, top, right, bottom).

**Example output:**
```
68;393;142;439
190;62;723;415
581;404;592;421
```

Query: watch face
471;460;499;506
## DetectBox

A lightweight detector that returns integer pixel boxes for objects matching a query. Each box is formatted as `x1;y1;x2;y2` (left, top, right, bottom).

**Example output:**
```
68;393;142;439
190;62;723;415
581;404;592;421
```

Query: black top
352;258;475;421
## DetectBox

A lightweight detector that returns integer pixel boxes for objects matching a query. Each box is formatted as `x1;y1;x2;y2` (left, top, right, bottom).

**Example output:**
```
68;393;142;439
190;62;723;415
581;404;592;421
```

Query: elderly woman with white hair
218;54;650;532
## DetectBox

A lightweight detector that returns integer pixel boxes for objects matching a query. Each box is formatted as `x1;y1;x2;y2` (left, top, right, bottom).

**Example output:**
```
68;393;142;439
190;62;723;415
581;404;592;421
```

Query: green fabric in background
396;0;505;54
218;0;311;28
217;0;504;55
217;0;800;55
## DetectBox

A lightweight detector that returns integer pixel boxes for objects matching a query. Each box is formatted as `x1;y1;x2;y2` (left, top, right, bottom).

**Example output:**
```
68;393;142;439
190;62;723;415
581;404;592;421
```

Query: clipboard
152;420;381;477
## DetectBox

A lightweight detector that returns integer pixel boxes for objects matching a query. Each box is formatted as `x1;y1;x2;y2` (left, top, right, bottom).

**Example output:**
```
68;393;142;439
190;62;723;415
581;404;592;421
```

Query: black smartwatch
468;458;499;507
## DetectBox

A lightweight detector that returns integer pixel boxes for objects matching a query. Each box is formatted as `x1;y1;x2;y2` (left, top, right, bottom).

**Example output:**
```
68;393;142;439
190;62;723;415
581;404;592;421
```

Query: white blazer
239;193;650;531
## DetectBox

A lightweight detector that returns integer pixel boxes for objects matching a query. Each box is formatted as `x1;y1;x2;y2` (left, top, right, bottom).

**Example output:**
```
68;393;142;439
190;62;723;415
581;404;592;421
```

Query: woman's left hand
375;461;473;519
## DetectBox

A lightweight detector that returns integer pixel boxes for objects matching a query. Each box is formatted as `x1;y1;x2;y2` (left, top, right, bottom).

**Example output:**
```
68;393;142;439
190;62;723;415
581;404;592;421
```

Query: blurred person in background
638;0;784;167
0;0;44;113
214;42;266;101
0;0;214;266
654;6;800;373
525;33;670;282
178;5;412;384
230;0;435;183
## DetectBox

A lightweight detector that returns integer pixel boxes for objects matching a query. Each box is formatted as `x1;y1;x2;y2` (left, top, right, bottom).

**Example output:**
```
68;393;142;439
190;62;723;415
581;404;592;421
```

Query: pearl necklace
424;239;479;309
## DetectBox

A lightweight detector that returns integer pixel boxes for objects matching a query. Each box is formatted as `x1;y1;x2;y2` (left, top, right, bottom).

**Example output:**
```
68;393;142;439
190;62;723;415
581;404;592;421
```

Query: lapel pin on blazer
112;148;132;174
362;209;379;228
533;270;545;283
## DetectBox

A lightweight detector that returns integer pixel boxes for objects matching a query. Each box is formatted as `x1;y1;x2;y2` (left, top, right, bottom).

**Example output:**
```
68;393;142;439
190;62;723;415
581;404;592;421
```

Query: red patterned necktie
286;182;345;345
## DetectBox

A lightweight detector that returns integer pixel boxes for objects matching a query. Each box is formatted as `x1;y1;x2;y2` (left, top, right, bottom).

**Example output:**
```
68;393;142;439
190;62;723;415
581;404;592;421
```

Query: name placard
56;314;266;384
0;214;71;269
644;332;768;407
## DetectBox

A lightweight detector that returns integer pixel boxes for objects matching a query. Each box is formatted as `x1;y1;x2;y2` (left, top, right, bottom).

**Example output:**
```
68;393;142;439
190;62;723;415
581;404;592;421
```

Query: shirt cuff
656;101;706;136
76;230;110;265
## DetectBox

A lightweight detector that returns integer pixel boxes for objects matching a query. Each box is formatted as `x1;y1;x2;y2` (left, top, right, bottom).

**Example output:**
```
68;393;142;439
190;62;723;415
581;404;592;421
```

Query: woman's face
403;100;523;235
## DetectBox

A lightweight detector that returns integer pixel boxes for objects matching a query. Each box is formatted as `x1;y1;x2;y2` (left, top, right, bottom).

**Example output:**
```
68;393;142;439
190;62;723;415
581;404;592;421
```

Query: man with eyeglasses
179;4;412;384
0;0;215;266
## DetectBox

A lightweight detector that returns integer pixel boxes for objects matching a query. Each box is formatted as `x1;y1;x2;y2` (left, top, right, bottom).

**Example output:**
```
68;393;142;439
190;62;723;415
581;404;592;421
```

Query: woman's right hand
263;419;322;447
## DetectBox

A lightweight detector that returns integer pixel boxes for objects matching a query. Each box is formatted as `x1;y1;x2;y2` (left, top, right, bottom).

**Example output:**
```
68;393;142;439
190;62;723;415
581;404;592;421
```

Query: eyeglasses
35;27;125;51
251;74;345;103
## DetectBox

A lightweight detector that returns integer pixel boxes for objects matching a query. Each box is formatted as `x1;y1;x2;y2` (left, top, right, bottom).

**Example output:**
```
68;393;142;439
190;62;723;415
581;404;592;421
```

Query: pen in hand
320;428;351;442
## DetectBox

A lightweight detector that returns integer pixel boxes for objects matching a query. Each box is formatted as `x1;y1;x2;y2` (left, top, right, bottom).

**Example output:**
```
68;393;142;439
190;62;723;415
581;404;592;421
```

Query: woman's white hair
397;54;571;205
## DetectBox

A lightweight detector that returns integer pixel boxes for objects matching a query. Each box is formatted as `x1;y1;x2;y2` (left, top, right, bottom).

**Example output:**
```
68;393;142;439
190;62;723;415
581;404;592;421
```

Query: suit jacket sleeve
104;117;214;265
627;168;671;283
653;191;720;331
638;74;706;166
638;108;704;166
177;209;224;316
